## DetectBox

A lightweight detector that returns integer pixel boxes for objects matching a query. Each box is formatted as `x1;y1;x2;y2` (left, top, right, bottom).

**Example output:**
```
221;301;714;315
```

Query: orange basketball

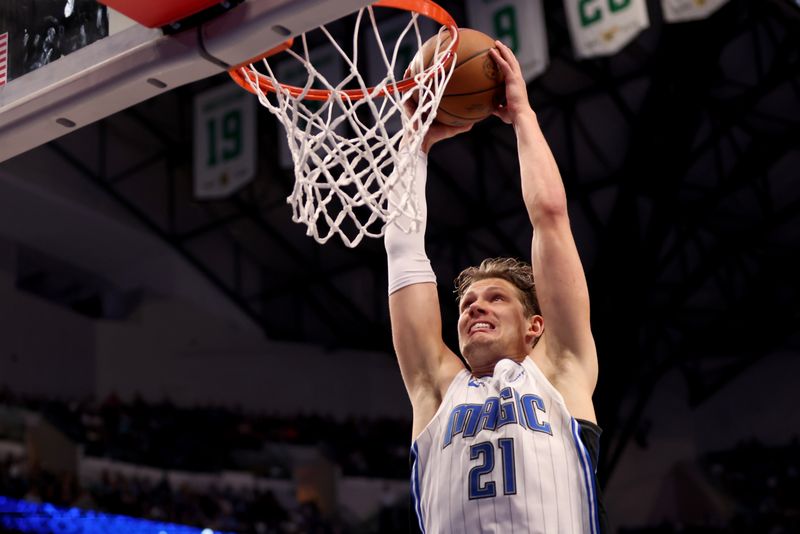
409;28;505;127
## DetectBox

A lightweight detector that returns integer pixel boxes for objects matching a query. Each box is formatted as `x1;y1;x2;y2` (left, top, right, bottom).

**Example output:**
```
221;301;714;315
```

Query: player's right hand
489;41;533;125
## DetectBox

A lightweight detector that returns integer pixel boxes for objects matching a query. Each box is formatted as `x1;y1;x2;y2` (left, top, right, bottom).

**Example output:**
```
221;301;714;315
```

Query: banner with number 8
466;0;549;83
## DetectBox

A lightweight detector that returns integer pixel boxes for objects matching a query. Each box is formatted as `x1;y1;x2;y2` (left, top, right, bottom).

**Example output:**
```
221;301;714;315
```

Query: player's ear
525;315;544;346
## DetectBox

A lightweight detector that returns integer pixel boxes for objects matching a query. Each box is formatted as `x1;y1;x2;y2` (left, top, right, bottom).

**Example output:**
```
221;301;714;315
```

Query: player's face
457;278;539;368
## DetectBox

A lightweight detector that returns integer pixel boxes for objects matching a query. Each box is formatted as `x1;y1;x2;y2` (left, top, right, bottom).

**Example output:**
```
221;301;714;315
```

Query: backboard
0;0;375;162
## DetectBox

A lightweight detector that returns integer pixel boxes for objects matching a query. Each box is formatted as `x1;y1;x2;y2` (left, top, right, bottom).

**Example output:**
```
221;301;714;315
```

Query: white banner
466;0;549;82
564;0;649;58
661;0;730;22
193;84;256;199
275;44;343;169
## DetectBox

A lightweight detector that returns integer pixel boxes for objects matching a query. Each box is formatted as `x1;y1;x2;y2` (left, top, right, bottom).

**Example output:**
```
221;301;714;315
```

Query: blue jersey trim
410;442;426;533
571;418;600;534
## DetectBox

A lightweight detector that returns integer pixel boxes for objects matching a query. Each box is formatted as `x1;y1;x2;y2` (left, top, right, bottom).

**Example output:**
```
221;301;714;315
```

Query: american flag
0;32;8;87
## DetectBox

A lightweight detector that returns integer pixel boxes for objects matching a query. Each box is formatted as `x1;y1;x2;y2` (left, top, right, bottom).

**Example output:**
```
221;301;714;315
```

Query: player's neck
470;353;529;377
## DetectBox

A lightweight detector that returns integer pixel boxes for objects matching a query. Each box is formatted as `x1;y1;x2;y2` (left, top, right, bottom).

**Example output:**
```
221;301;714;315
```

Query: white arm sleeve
384;150;436;295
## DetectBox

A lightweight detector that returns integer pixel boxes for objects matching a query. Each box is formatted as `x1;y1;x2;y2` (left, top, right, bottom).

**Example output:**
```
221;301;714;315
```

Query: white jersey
410;358;601;534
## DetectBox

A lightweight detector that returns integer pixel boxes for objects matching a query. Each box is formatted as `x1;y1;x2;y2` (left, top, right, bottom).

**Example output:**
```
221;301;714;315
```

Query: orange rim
228;0;458;101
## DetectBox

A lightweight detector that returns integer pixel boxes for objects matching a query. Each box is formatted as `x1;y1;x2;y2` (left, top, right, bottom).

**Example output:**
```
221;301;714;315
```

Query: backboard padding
100;0;225;28
0;0;375;162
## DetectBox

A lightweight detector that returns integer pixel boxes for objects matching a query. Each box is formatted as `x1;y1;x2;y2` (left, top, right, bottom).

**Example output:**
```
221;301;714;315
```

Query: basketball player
385;41;607;533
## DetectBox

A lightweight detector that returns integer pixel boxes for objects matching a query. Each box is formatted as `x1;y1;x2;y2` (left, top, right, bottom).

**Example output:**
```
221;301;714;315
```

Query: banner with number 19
193;84;256;199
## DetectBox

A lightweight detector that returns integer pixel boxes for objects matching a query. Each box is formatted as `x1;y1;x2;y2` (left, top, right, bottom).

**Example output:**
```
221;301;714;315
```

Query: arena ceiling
13;0;800;478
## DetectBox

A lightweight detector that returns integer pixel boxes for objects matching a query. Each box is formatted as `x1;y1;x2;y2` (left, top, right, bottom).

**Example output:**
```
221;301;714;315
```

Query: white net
234;5;456;247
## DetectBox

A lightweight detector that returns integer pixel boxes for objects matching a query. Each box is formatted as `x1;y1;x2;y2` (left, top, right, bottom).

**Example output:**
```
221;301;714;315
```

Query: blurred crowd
0;389;411;479
0;454;410;533
0;456;299;533
621;437;800;534
0;389;413;532
702;437;800;533
1;0;109;80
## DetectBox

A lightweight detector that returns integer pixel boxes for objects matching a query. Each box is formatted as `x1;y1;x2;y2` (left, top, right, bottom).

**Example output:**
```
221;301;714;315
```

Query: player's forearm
384;150;436;293
513;110;568;225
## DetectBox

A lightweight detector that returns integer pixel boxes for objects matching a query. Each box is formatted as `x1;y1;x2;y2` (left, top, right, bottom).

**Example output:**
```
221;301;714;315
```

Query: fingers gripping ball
409;28;505;127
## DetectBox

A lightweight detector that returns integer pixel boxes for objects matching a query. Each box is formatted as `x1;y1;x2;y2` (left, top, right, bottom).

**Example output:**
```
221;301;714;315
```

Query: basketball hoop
228;0;458;247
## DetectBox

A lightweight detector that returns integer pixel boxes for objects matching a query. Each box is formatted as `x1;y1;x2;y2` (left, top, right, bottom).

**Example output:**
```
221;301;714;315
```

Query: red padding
99;0;225;28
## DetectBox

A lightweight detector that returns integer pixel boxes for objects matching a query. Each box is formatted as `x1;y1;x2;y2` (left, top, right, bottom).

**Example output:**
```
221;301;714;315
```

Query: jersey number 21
468;438;517;499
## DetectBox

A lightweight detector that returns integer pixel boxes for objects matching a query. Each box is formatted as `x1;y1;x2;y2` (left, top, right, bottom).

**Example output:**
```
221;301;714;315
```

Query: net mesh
235;6;456;247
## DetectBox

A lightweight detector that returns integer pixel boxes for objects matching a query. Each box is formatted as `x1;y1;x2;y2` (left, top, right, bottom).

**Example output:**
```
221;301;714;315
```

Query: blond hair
454;257;541;317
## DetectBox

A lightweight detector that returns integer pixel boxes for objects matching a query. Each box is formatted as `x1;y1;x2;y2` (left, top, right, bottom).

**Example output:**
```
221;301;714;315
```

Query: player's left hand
489;41;533;125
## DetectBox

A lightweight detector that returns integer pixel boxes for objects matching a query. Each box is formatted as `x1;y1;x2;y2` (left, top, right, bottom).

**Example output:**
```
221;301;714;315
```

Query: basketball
409;28;505;127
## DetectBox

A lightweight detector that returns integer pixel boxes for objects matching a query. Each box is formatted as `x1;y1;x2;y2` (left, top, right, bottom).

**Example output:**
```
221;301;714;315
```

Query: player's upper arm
388;282;463;411
530;209;597;376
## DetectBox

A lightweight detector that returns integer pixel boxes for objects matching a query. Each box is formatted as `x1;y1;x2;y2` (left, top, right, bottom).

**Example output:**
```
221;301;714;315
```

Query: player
385;41;607;533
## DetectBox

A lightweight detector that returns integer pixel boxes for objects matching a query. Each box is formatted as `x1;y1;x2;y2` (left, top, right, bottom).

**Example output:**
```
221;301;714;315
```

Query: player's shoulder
410;355;467;439
437;351;467;397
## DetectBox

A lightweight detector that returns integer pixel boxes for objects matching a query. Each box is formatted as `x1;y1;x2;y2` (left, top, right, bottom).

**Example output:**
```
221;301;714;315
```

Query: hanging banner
564;0;649;58
466;0;549;82
275;43;343;169
661;0;730;22
193;83;257;199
